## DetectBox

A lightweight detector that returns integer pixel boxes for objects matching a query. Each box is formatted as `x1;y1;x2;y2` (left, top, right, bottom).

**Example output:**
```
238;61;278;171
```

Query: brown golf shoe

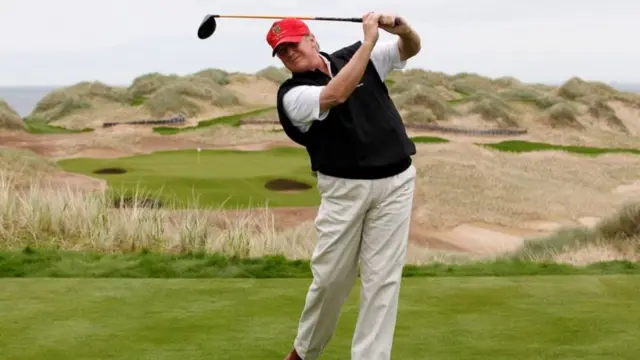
284;348;303;360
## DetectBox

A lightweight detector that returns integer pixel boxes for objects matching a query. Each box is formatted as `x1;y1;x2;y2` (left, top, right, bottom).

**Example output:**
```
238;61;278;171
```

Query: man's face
274;36;319;73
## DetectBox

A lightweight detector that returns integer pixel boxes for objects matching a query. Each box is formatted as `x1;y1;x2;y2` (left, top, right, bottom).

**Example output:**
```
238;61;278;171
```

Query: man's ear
308;34;320;51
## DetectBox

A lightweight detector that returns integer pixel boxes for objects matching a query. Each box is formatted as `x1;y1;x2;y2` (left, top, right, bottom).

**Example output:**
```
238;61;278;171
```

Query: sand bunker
265;178;312;192
93;167;127;175
421;223;527;255
613;180;640;196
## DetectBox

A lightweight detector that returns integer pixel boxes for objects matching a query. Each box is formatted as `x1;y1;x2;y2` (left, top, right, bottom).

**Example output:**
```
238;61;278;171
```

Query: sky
0;0;639;87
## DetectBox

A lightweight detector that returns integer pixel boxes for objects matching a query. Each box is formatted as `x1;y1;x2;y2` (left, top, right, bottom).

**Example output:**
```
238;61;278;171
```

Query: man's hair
304;34;320;51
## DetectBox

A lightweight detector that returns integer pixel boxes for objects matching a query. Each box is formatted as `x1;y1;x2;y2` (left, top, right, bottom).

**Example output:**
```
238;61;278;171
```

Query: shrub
256;66;290;84
392;85;452;120
557;77;592;100
193;68;231;85
558;77;620;101
387;70;451;94
500;87;563;110
128;72;181;98
544;102;583;129
509;202;640;262
0;99;26;131
0;148;59;175
493;76;521;88
143;76;240;118
449;73;497;95
468;96;519;127
403;109;437;123
30;82;131;122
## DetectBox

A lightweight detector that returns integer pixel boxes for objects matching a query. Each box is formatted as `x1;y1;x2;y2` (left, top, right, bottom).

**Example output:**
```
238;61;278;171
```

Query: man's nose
284;46;296;57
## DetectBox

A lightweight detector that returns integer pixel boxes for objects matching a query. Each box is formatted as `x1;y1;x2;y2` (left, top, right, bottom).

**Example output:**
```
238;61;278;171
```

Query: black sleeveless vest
276;41;416;179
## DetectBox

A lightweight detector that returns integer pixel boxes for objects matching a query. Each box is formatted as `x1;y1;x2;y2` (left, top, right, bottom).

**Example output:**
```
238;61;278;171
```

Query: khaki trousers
293;164;416;360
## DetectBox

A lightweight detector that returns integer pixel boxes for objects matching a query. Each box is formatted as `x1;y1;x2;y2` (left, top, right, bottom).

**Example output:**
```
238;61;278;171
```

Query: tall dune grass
30;81;131;121
0;99;26;131
1;169;639;267
507;202;640;265
0;171;461;264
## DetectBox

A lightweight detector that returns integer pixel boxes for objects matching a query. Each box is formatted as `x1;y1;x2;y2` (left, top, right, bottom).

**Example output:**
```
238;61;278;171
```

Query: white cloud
0;0;638;86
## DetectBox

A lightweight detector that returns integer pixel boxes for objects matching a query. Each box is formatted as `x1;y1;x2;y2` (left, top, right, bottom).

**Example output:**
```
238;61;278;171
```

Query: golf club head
197;14;217;39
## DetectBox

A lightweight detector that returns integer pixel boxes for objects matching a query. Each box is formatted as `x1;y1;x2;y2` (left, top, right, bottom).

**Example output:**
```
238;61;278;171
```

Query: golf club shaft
209;14;400;25
210;14;361;22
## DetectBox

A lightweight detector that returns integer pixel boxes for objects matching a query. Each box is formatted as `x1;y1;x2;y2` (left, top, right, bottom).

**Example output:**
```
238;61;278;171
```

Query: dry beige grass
384;70;640;142
255;66;291;84
28;70;278;130
0;171;438;262
505;201;640;264
0;147;106;193
392;85;452;122
2;166;639;266
143;75;240;118
410;142;640;231
128;72;182;98
30;81;131;123
0;147;59;174
0;99;26;131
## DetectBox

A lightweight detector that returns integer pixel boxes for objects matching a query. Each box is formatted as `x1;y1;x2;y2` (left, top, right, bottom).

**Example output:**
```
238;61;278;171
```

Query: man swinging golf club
268;11;421;360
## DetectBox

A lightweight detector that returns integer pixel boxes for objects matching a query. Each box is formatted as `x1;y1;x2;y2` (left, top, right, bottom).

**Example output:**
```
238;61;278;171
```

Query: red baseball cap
266;18;311;57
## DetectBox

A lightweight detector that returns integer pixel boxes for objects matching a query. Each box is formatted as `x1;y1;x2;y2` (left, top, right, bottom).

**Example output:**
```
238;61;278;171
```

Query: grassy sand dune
27;67;286;130
386;70;640;138
0;147;59;175
0;98;26;131
0;147;106;193
411;141;640;230
20;64;640;143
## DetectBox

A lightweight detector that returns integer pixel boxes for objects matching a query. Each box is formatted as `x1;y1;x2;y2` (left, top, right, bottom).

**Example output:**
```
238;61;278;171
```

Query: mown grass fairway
1;275;639;359
483;140;640;155
57;147;319;208
152;107;275;135
23;118;93;134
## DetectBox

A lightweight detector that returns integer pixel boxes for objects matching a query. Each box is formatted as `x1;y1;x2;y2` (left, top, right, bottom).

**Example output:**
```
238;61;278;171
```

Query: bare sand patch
613;180;640;196
423;223;525;255
410;142;640;231
609;100;640;135
226;77;279;106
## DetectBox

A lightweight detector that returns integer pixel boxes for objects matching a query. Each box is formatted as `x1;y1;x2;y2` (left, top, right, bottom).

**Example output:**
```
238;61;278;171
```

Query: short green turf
4;249;640;278
57;147;319;209
483;140;640;155
152;107;275;135
24;118;93;134
411;136;449;143
1;275;639;359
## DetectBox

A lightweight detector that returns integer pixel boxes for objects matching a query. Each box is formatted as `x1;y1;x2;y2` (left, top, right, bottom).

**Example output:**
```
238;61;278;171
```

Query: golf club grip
314;16;362;22
314;17;402;26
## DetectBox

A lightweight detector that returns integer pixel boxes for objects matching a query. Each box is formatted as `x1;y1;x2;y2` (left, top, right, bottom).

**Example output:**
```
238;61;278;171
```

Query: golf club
197;14;402;39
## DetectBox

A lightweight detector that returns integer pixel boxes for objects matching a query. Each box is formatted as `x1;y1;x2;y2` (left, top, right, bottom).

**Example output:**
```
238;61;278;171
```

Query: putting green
57;147;319;209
